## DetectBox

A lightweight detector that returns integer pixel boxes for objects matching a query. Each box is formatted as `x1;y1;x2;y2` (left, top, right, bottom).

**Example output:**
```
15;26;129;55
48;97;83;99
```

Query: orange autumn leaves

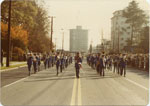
1;22;28;54
1;22;28;45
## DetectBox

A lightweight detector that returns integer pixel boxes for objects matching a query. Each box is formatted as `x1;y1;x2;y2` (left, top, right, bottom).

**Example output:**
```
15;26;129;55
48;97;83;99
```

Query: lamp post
6;0;12;67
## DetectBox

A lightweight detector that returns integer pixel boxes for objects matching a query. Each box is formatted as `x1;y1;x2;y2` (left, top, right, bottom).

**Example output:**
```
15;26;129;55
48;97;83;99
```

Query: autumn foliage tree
1;22;28;55
1;0;53;55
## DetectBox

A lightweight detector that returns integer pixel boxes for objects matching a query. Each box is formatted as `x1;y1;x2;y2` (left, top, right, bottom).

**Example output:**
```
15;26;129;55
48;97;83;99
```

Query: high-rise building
111;10;132;52
111;10;149;52
70;26;88;52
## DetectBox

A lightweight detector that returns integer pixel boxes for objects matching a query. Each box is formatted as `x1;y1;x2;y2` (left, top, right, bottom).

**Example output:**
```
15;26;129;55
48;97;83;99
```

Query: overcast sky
39;0;149;50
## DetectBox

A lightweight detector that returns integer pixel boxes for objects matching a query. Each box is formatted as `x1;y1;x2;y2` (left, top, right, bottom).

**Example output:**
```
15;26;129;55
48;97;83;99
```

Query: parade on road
26;51;149;78
1;0;149;105
1;51;149;105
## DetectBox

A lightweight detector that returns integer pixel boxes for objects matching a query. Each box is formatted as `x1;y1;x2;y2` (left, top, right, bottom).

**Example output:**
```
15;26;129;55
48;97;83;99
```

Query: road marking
70;78;77;105
2;77;28;88
1;66;57;88
125;78;149;91
70;77;82;105
78;78;82;105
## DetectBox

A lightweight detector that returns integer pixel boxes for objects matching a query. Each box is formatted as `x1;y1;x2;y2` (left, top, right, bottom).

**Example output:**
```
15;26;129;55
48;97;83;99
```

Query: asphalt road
1;62;149;105
1;64;45;87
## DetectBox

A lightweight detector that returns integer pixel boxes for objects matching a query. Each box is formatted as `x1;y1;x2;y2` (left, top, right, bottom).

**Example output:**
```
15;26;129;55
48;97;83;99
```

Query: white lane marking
2;77;28;88
78;78;82;105
125;78;149;91
70;78;77;105
2;66;55;88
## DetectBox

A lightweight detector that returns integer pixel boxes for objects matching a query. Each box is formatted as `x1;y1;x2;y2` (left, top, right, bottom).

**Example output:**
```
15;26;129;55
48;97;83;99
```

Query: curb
0;65;27;72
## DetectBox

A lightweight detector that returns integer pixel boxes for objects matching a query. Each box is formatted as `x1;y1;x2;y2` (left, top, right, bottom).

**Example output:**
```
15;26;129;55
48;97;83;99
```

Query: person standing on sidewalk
75;52;82;78
27;53;33;76
99;55;105;76
120;54;127;77
65;54;68;68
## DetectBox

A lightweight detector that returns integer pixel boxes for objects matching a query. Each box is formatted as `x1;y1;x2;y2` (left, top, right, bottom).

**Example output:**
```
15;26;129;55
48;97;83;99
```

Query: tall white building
111;10;149;52
111;10;131;52
70;26;88;52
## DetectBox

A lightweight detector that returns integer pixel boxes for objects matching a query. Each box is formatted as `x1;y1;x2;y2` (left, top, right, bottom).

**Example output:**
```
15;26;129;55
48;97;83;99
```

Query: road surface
1;62;149;105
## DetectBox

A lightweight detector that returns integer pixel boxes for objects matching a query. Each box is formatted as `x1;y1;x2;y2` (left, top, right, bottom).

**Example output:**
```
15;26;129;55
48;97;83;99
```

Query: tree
126;38;132;46
28;6;52;53
122;0;148;46
139;26;149;53
1;0;38;30
1;0;54;53
1;22;28;54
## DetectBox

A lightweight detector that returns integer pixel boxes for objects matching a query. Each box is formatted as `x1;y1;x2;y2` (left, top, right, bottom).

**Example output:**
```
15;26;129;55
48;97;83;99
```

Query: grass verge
1;63;27;70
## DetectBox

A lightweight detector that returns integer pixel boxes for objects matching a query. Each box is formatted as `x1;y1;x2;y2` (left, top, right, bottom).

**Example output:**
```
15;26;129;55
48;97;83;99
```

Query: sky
38;0;150;51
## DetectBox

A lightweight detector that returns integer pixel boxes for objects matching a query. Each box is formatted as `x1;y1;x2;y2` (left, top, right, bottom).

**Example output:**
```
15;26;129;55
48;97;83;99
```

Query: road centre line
70;76;82;105
70;77;77;105
78;78;82;105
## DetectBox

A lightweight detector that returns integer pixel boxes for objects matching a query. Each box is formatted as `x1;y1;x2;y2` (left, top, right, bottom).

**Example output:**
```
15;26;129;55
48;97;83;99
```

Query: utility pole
101;29;104;52
90;39;93;53
118;27;120;54
6;0;12;67
50;16;55;52
113;31;115;50
61;29;64;52
55;38;57;51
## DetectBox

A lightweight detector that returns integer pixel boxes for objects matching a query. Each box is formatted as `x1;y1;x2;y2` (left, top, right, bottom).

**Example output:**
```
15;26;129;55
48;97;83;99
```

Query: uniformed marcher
75;52;82;78
37;54;41;71
113;55;118;73
96;53;100;73
99;55;105;76
33;53;37;74
43;54;48;69
27;53;33;76
56;53;60;76
120;54;126;77
60;54;64;73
